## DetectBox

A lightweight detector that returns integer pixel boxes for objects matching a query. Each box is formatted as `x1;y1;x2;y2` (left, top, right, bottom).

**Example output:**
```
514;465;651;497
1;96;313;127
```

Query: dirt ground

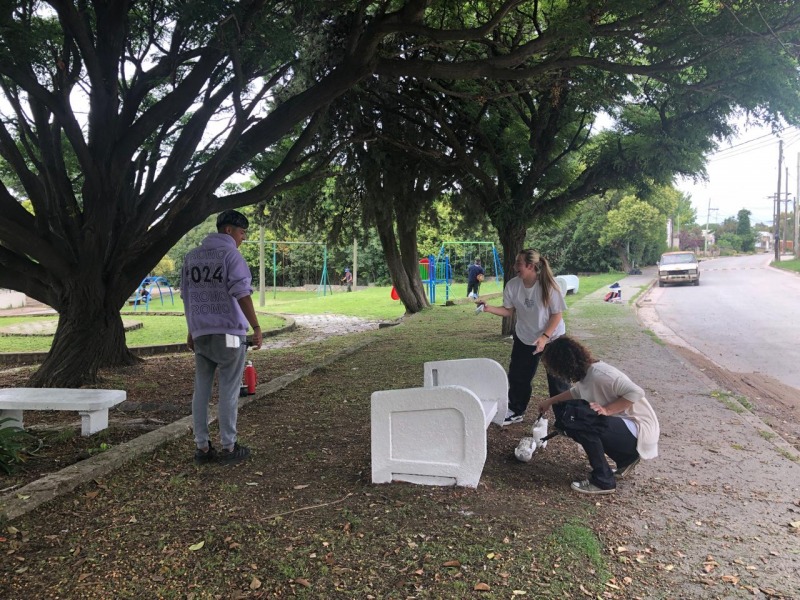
0;315;384;492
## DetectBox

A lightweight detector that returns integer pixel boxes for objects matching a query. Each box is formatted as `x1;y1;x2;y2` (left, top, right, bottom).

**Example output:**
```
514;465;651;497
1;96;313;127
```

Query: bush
0;418;33;474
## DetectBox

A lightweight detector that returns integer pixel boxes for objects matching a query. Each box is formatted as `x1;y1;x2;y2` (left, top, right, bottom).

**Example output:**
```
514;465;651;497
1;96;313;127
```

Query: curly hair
541;336;597;383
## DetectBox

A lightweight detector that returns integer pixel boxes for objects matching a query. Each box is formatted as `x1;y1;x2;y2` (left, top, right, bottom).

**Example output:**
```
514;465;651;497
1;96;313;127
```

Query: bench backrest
423;358;508;426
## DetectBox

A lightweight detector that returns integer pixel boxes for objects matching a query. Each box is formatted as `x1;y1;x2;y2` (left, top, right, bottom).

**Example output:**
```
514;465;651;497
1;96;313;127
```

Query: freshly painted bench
0;388;126;436
371;358;508;488
555;274;580;296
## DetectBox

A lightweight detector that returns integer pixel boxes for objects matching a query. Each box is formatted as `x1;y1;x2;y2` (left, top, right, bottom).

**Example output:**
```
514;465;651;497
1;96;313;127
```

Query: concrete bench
423;358;508;427
370;358;508;488
0;388;126;436
555;274;580;296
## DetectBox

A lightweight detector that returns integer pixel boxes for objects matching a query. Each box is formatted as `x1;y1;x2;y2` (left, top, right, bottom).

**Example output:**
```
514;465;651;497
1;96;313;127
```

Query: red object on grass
390;286;400;300
244;361;257;394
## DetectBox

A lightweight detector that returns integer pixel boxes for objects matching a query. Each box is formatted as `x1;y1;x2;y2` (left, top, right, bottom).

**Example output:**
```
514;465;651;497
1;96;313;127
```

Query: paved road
643;253;800;391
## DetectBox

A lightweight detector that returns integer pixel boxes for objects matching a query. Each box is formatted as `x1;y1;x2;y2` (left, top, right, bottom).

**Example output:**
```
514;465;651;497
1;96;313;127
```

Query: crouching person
538;336;659;495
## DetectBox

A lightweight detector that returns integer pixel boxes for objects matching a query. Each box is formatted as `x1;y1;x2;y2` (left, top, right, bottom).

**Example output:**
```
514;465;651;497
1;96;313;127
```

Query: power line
707;126;798;162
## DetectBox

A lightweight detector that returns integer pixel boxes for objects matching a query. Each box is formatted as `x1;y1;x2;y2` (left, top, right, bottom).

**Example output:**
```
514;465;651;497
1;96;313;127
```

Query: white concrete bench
423;358;508;427
0;388;126;436
555;274;580;296
370;358;508;488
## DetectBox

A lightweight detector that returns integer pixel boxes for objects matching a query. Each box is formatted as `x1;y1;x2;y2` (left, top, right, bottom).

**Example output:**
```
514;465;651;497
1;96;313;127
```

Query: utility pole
786;166;791;256
774;139;783;262
704;199;717;257
796;153;799;259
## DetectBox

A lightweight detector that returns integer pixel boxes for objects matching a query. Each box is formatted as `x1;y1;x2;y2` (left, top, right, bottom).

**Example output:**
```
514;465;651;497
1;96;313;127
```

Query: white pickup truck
658;251;700;287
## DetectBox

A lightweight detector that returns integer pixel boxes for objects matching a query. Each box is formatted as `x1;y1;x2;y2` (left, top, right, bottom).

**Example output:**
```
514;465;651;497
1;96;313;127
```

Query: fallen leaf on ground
293;484;310;490
188;541;204;551
294;578;311;587
250;577;261;590
442;560;461;567
473;582;490;591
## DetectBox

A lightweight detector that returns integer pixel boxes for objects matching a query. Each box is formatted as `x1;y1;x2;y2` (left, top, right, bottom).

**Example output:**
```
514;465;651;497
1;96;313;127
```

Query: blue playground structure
423;242;504;303
132;276;176;312
421;242;504;304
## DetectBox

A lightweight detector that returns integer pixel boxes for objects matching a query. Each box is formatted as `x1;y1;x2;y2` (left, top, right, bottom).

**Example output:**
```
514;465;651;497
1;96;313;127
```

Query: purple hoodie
181;233;253;337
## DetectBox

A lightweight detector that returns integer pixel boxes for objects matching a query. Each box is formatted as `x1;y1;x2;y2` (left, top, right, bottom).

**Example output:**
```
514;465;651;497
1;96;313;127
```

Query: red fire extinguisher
244;361;257;395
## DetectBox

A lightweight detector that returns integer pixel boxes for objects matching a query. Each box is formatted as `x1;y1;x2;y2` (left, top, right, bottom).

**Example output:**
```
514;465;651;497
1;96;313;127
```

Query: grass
772;258;800;273
0;274;621;353
710;390;756;414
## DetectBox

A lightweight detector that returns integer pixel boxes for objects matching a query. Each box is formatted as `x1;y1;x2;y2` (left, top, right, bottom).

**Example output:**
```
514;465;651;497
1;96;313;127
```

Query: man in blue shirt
467;258;485;298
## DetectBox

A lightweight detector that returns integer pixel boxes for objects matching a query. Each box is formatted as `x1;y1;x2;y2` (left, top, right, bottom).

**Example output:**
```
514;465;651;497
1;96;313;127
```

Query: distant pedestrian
342;267;353;292
466;258;485;298
182;209;263;465
476;249;569;425
538;336;660;495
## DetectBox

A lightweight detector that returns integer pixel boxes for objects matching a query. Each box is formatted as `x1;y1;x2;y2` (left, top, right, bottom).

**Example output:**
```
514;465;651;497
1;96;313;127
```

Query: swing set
242;239;332;302
132;276;176;312
423;241;504;303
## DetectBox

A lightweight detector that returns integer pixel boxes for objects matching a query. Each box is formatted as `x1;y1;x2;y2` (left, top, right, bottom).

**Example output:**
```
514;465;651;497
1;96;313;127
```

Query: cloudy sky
675;123;800;228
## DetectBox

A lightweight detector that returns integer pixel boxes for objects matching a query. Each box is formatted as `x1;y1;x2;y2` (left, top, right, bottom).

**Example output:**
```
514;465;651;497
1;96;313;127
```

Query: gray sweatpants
192;334;246;450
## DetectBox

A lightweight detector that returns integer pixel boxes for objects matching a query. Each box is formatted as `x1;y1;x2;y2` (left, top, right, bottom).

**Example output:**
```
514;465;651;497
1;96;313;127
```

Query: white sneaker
503;409;523;426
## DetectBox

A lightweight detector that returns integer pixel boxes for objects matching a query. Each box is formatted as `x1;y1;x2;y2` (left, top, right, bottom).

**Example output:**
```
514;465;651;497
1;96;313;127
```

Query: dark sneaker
570;479;615;495
503;409;524;426
614;456;641;479
219;443;251;464
194;443;217;464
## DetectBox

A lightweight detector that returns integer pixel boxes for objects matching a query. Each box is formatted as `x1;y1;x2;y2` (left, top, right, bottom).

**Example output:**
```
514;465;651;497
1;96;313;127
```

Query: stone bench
370;358;508;488
0;388;126;436
555;274;580;296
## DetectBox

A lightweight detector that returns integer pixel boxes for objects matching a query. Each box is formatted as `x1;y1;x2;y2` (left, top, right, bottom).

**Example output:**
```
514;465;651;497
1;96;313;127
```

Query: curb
0;331;379;522
0;314;297;367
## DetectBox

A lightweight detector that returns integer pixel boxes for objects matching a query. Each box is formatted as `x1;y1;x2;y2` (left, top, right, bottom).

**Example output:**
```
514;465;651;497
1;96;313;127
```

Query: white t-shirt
502;277;566;345
569;361;660;459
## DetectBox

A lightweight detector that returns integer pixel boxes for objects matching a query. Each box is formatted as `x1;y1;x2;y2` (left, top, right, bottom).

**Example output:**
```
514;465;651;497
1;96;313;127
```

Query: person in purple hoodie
182;209;263;464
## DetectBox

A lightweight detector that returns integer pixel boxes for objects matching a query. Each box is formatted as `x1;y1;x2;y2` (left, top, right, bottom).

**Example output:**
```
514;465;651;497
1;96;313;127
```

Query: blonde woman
477;249;569;424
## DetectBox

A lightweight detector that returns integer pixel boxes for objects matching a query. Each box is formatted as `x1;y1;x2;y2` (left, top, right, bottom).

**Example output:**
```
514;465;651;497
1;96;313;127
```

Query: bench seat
0;388;126;436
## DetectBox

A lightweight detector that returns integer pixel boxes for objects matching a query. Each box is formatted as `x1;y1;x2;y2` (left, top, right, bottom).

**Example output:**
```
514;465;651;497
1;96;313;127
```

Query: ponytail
519;249;558;306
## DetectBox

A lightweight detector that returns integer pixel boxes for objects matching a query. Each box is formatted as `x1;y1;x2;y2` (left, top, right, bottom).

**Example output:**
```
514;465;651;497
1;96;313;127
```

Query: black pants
467;281;481;296
555;410;639;490
507;334;570;415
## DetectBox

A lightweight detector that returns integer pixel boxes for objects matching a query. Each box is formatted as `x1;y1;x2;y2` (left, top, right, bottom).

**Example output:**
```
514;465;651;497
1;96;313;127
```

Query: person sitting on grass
538;336;660;495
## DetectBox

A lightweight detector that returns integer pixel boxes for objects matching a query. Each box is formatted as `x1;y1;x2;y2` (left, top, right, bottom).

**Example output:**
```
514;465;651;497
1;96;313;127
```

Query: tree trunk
373;206;430;314
28;287;139;388
614;246;632;273
497;223;527;336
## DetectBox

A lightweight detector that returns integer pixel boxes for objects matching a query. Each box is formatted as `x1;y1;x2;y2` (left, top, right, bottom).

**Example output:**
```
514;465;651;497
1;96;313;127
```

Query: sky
675;123;800;228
